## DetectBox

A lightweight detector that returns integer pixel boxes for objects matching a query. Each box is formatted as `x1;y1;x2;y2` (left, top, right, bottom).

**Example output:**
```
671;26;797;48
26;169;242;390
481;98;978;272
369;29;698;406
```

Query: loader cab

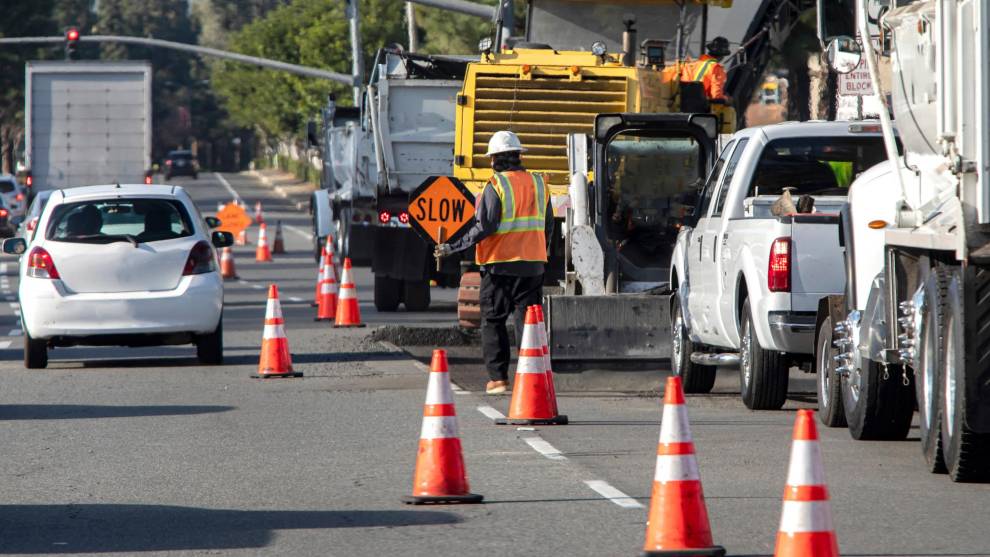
593;113;717;287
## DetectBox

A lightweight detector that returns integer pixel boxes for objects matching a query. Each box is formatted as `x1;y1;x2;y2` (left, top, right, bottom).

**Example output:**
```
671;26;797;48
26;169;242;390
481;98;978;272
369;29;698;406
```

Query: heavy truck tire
940;268;990;482
815;316;846;427
403;280;431;312
374;275;401;312
917;270;947;473
670;296;716;393
841;358;914;441
457;272;482;329
740;299;789;410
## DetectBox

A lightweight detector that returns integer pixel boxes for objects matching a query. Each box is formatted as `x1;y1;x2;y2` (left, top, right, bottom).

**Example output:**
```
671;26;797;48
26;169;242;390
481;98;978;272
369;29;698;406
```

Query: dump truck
24;61;153;194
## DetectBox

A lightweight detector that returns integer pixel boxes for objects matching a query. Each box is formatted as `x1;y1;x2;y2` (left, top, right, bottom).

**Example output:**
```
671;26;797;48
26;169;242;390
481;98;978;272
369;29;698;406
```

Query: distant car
0;174;28;224
21;190;53;240
5;184;232;369
0;196;14;238
164;150;198;180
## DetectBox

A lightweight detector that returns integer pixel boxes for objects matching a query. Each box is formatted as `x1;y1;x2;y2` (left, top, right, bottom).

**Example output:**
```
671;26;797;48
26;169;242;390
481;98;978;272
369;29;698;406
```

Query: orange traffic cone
254;200;264;224
272;220;286;254
334;257;365;328
252;284;303;378
495;306;567;425
315;254;339;322
256;223;272;262
220;246;238;280
313;242;328;307
774;409;839;557
236;228;247;246
642;376;725;557
533;305;559;417
402;349;483;505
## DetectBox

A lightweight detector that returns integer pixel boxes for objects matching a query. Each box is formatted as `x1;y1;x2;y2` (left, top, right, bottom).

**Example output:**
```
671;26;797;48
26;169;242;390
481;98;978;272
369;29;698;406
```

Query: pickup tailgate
790;214;845;311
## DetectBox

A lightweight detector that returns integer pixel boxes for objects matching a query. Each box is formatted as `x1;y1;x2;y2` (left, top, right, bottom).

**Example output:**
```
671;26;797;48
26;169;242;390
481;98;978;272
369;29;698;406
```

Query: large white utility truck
813;0;990;482
24;61;153;193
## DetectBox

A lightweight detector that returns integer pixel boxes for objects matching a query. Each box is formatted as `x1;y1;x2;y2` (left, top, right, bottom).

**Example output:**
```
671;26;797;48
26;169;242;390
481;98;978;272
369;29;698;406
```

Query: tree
413;0;499;55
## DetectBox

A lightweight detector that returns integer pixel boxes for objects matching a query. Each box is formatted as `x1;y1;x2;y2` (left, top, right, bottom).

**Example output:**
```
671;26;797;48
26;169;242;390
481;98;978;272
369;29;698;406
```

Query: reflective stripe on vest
492;172;546;233
476;171;549;265
693;59;716;82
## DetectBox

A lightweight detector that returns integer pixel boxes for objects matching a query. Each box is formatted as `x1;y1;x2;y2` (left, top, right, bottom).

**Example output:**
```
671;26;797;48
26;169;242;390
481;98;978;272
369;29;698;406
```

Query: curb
247;170;311;211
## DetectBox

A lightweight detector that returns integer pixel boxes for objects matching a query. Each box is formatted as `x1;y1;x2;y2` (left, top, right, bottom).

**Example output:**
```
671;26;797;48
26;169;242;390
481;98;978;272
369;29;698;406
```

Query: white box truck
25;61;152;193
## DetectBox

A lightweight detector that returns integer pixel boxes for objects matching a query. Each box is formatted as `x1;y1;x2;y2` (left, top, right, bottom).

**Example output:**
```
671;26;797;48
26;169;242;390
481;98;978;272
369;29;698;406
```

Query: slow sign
408;176;476;245
215;203;253;237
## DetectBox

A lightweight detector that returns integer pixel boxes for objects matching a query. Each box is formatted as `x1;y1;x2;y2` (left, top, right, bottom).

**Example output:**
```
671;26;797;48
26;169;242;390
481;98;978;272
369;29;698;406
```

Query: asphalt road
0;171;986;556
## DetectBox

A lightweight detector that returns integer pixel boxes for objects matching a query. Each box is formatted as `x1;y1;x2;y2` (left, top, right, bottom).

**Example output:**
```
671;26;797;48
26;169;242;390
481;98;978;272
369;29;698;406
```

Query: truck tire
815;316;846;427
374;275;401;312
940;268;990;482
740;299;789;410
403;280;431;312
24;330;47;369
195;319;224;365
917;270;947;473
842;358;913;441
670;296;716;393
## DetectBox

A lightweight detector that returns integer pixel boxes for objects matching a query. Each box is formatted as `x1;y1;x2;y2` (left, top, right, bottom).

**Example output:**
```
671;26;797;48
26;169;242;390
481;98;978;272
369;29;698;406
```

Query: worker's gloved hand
434;243;452;258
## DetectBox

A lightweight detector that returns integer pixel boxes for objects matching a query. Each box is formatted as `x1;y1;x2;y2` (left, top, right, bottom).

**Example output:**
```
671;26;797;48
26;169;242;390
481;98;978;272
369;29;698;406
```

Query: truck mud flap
545;293;672;363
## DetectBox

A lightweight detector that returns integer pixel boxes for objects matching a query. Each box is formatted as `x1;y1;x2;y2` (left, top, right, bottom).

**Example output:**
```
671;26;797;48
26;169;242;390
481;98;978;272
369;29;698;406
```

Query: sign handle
436;226;446;272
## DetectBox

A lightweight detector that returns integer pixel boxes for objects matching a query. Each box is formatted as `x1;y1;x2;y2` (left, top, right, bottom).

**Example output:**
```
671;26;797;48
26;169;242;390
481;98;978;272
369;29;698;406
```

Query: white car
0;174;28;225
3;184;232;368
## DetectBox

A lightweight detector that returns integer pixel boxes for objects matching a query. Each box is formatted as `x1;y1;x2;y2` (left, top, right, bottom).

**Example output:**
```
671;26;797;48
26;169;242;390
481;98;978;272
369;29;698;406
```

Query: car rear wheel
24;331;47;369
196;320;223;365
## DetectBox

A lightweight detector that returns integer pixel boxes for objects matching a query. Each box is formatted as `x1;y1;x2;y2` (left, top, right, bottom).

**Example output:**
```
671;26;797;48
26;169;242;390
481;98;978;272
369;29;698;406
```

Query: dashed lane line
289;296;304;303
583;480;645;509
283;223;314;241
0;340;10;349
214;172;243;204
476;405;506;420
523;437;567;461
8;329;22;337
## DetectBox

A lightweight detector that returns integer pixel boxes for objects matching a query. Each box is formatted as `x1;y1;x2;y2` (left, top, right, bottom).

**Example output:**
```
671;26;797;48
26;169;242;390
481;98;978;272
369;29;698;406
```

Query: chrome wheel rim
922;313;936;431
818;322;832;409
944;313;957;436
672;309;684;376
741;319;752;387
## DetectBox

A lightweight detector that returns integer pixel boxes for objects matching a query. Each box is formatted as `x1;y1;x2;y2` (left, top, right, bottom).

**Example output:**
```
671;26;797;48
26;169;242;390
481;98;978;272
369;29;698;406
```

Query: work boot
486;380;509;395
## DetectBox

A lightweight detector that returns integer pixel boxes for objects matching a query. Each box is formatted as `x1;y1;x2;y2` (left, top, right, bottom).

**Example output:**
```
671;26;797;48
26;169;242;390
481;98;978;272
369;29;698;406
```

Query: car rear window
47;198;194;244
0;180;16;194
168;152;194;161
749;136;896;197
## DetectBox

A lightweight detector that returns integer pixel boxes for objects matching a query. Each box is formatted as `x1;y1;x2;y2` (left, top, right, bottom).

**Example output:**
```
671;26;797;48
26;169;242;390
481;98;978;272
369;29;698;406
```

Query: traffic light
65;27;80;60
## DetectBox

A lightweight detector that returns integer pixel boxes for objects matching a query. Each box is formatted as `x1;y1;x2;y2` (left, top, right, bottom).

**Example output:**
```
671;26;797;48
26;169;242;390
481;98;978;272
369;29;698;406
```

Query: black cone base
251;371;304;378
494;414;568;425
402;493;484;505
641;546;726;557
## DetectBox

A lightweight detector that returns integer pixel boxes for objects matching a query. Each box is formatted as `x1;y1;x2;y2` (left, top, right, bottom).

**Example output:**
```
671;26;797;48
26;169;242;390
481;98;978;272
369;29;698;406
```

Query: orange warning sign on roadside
215;203;253;236
408;176;476;245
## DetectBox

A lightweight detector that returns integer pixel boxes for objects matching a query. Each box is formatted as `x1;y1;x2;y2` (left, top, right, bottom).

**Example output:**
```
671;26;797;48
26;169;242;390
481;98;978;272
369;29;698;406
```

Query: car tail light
144;175;153;185
25;173;32;188
15;193;24;201
166;159;173;166
27;247;59;279
183;241;216;275
378;210;391;224
768;237;791;292
0;209;8;218
398;211;409;224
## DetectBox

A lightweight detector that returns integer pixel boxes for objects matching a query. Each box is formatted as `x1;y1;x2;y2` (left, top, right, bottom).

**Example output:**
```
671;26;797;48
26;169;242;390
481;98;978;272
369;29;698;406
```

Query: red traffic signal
66;28;80;42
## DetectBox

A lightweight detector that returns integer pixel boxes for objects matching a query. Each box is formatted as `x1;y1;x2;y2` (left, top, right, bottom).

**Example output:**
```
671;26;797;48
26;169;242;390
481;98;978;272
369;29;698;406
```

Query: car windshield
169;152;193;161
749;136;893;197
47;198;194;244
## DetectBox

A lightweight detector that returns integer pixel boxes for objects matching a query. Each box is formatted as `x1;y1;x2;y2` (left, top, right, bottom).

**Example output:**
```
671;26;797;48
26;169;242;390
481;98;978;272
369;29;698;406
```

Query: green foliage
413;0;498;55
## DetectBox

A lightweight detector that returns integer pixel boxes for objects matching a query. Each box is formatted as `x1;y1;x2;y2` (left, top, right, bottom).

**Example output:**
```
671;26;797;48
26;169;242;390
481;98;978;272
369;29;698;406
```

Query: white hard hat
485;130;527;156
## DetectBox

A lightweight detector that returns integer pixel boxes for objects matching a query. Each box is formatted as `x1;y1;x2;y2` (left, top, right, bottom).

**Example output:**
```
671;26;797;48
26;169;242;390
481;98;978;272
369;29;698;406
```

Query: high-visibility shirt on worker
680;54;727;100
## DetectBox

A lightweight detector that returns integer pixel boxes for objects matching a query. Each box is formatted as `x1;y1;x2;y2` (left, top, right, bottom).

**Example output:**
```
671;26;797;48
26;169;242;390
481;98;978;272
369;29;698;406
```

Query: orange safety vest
475;170;549;266
680;55;726;100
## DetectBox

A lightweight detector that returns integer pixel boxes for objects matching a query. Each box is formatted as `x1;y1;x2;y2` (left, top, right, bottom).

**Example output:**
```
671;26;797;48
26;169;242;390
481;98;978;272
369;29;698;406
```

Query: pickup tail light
768;237;791;292
27;247;60;279
183;241;216;275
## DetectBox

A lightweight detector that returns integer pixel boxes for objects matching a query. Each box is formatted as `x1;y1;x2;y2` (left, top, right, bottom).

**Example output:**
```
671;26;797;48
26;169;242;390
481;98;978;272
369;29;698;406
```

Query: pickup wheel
815;316;846;427
374;275;401;312
670;296;716;393
740;299;789;410
841;358;914;441
940;267;990;482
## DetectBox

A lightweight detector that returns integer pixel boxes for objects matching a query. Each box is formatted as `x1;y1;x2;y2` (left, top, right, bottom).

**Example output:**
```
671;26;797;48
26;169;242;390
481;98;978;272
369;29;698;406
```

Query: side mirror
211;231;234;248
2;238;26;255
205;216;221;229
825;36;863;74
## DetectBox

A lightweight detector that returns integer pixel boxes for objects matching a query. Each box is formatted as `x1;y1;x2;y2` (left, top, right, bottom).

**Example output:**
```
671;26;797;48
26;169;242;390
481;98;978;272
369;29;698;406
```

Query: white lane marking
289;296;303;303
411;358;468;392
477;405;505;420
214;173;243;203
0;263;6;272
283;223;314;241
524;437;567;461
8;329;23;337
13;310;20;316
8;302;18;309
251;284;263;290
0;340;11;349
237;279;250;285
583;480;645;509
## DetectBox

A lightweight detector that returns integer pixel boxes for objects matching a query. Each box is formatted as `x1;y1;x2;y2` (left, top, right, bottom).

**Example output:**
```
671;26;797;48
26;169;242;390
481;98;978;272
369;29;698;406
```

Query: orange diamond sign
215;203;253;236
408;176;476;245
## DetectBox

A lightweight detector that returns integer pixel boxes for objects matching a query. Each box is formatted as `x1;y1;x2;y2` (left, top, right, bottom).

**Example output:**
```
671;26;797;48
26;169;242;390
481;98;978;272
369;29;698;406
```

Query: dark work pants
480;271;544;382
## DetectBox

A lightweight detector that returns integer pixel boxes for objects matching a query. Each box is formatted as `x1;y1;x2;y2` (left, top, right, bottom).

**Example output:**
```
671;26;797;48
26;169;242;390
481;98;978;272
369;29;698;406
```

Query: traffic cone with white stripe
495;305;568;425
252;284;303;378
236;228;247;246
641;376;724;557
220;246;238;280
315;253;339;321
774;409;839;557
313;241;328;307
534;305;559;417
402;349;483;505
255;223;272;262
334;258;365;328
254;201;264;224
272;220;286;254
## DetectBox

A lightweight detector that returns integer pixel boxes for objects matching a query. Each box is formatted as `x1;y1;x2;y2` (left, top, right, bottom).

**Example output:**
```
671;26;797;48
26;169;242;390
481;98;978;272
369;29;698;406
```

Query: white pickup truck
669;121;890;409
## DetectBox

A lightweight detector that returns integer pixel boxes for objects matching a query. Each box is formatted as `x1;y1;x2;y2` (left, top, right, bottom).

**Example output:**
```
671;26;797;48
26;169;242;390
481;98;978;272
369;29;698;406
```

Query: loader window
604;131;706;241
750;136;893;198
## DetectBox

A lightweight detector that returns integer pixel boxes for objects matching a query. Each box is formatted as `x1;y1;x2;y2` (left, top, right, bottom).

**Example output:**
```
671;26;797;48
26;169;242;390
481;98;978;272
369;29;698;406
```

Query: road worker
434;131;553;395
681;36;731;102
